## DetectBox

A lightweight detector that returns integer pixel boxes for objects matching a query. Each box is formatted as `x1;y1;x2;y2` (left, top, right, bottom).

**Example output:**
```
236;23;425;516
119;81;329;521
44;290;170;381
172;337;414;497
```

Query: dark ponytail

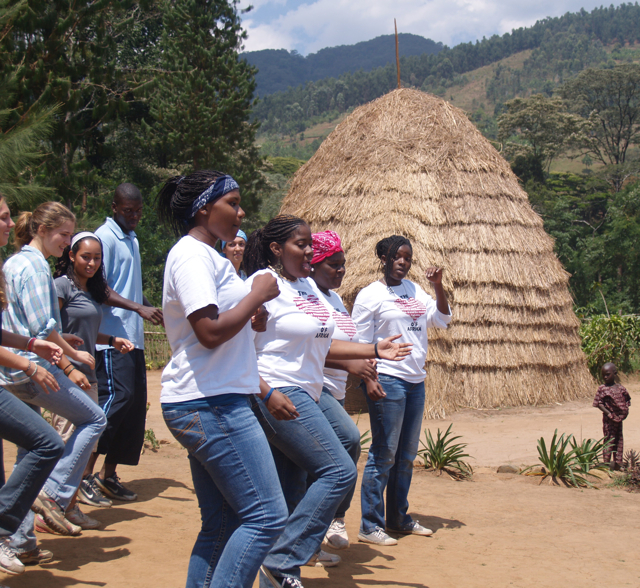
156;170;226;237
244;215;307;276
375;235;412;283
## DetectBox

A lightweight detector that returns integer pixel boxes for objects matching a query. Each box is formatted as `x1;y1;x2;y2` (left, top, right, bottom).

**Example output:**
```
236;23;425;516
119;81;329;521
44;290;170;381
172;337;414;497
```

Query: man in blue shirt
80;183;163;503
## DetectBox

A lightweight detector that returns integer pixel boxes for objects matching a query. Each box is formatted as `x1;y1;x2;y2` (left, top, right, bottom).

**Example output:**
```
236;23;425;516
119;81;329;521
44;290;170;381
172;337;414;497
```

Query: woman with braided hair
352;235;451;546
156;170;292;588
244;217;412;588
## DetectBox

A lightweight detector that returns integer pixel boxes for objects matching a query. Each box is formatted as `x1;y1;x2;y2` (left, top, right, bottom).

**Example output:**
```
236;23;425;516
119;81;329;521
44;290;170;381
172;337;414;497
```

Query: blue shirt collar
105;217;136;241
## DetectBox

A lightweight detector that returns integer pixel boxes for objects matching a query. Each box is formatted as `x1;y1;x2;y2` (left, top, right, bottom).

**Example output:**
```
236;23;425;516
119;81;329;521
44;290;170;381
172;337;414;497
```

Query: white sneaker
323;517;349;549
387;520;433;536
358;526;398;546
66;505;101;530
304;549;341;567
0;538;24;575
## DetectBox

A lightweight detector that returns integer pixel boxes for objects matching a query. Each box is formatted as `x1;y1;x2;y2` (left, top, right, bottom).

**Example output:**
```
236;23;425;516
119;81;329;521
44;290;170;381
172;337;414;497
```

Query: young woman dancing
308;230;377;550
0;195;65;575
244;217;411;588
157;171;292;588
51;232;135;525
0;202;106;553
352;235;451;546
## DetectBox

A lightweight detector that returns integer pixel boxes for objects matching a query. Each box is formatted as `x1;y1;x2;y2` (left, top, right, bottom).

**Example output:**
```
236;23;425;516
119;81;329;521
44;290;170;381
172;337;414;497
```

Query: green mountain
243;33;442;96
254;3;640;157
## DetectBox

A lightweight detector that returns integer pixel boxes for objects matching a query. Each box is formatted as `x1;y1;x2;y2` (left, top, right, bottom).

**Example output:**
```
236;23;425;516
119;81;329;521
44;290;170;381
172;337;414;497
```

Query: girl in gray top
51;232;133;528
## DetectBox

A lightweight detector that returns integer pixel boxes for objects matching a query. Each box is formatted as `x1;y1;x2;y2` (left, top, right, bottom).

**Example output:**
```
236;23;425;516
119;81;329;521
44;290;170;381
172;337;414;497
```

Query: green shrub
579;314;640;378
569;437;611;475
418;424;473;480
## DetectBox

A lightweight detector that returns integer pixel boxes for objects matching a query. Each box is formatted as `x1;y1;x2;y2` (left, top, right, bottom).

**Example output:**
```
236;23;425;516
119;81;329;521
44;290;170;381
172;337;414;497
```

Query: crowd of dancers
0;169;451;588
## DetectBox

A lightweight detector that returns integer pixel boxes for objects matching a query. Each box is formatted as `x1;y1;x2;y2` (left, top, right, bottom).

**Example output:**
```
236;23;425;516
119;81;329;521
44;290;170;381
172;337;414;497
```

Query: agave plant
522;430;606;488
569;437;611;475
418;424;473;480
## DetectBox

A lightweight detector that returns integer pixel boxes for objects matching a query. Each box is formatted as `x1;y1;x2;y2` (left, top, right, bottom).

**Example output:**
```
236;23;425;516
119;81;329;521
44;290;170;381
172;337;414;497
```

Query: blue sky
239;0;626;55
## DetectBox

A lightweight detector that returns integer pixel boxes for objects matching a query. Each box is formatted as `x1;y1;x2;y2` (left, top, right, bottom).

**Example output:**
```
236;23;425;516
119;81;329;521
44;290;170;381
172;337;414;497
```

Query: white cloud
239;0;626;55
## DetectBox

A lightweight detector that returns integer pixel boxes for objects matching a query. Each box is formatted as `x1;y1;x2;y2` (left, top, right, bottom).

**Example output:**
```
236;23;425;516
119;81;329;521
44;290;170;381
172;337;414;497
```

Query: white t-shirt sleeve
352;291;378;343
172;253;218;318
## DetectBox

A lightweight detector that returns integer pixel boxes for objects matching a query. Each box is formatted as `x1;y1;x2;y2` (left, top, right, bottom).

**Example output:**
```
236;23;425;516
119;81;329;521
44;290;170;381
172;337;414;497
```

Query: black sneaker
78;475;112;508
94;473;137;502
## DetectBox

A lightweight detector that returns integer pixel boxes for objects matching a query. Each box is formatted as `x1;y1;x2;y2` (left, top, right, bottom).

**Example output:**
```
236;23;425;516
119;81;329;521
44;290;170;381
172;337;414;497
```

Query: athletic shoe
323;517;349;550
34;514;81;536
94;474;137;501
387;520;433;536
260;566;304;588
66;504;101;530
31;492;82;536
358;527;398;546
0;539;24;575
17;547;54;566
78;475;112;508
304;549;341;568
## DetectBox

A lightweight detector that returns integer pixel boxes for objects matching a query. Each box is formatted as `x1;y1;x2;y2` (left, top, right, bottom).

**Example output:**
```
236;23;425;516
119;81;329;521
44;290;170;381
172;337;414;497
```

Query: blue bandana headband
189;175;239;218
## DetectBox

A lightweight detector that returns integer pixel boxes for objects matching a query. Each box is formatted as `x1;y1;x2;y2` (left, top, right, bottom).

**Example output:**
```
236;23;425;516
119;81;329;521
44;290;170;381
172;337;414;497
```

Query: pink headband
312;231;343;265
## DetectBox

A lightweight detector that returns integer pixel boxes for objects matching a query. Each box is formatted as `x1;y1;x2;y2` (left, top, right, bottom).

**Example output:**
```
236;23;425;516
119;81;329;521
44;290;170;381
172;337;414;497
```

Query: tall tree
148;0;264;211
0;0;150;210
498;94;583;174
561;64;640;167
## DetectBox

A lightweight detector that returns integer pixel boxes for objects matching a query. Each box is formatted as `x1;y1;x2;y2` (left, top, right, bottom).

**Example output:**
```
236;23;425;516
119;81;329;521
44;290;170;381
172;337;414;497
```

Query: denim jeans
253;386;357;584
360;374;425;533
162;394;287;588
5;365;106;552
316;388;361;518
0;388;64;538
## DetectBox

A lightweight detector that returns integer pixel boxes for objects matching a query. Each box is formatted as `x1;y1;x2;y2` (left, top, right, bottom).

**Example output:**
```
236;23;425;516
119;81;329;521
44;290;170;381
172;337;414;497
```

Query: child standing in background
593;362;631;470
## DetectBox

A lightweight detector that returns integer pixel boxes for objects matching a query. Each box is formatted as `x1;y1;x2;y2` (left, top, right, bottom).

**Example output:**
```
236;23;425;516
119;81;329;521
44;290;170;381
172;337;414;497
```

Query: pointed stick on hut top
395;19;401;89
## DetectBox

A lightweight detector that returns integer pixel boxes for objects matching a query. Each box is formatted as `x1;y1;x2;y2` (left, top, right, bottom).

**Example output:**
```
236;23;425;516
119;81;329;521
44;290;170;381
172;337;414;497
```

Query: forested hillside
254;3;640;147
243;33;442;95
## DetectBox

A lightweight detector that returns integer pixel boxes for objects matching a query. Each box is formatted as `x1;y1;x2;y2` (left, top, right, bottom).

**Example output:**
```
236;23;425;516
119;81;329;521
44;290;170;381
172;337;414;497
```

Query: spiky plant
569;437;611;475
418;424;473;480
623;449;640;472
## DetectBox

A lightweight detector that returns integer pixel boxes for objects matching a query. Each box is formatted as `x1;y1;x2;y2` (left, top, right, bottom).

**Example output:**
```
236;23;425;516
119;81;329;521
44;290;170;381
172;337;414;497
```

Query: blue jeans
5;366;106;552
253;386;357;584
360;374;425;533
162;394;287;588
317;388;361;518
0;388;64;538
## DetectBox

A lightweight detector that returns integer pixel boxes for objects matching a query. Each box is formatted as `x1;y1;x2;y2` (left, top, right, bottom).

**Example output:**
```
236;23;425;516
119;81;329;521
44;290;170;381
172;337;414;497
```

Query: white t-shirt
246;269;336;401
161;236;260;403
310;280;358;400
352;279;451;384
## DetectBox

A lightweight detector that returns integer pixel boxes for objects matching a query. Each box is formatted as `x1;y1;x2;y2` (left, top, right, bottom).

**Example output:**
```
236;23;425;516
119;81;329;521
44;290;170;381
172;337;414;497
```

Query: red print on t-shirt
332;310;356;340
294;294;330;325
394;298;426;321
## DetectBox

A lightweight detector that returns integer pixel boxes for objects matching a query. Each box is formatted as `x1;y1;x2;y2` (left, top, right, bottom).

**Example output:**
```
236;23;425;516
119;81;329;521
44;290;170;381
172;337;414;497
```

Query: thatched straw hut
279;88;594;417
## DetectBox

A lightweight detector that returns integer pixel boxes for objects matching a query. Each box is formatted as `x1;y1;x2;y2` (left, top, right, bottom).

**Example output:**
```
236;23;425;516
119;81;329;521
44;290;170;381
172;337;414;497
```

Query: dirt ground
2;373;640;588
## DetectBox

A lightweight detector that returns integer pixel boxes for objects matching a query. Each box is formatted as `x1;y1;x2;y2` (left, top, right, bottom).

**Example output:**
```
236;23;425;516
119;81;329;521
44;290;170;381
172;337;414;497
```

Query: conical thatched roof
280;88;594;417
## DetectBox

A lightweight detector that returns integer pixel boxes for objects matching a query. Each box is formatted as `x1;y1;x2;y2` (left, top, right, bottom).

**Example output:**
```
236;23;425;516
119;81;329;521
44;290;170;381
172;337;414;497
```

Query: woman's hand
73;350;96;370
377;334;412;361
426;267;443;284
266;389;299;421
251;273;280;304
31;366;60;394
365;379;386;401
68;368;91;391
114;337;134;354
348;359;377;380
251;306;269;332
62;333;84;349
32;340;63;365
